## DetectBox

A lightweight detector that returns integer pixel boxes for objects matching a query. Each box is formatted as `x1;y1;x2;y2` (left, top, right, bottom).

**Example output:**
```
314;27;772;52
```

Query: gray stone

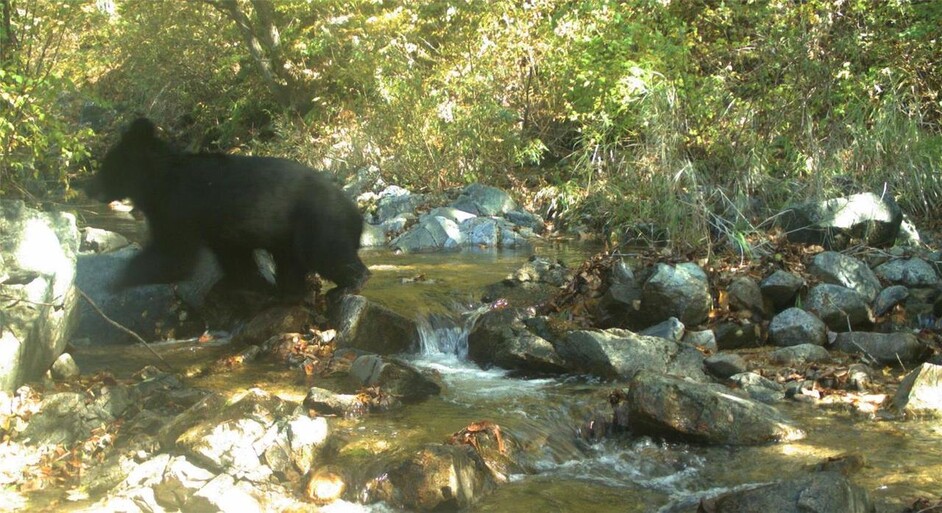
760;270;805;310
452;183;518;216
805;284;873;331
832;332;929;365
808;251;881;301
704;353;748;379
504;209;545;233
390;215;463;252
699;471;874;513
769;344;831;365
874;258;940;287
777;192;903;248
872;285;910;317
554;329;708;382
626;371;804;445
640;317;685;342
349;355;441;402
80;227;129;253
467;308;567;375
714;320;760;350
0;200;79;392
49;352;81;380
329;295;419;354
681;329;717;353
892;363;942;416
769;308;827;347
640;262;712;326
730;372;785;403
728;276;765;315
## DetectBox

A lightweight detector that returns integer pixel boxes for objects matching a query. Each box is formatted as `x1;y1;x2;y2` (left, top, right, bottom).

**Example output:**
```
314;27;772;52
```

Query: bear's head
88;118;164;202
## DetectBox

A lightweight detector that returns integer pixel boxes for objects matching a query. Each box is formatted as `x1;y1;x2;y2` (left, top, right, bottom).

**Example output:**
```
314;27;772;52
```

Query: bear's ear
124;118;157;142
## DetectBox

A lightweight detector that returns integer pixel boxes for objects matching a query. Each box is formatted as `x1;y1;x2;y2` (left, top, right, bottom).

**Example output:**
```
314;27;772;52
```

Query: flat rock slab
626;371;805;445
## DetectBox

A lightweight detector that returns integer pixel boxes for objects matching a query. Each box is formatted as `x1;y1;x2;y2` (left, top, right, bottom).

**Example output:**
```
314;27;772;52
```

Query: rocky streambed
2;185;942;513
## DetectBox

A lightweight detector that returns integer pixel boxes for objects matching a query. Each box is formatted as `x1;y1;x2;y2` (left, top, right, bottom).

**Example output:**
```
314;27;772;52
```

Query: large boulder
805;284;873;331
892;363;942;416
451;183;518;216
768;308;827;347
467;308;567;375
832;332;930;366
329;295;420;354
626;371;805;445
640;263;712;327
553;329;708;382
777;192;903;248
0;200;79;391
72;246;211;345
808;251;882;301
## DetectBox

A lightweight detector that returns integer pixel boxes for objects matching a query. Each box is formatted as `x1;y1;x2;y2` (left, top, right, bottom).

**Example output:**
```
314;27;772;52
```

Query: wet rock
508;255;571;287
832;332;929;365
467;308;567;375
306;467;346;504
233;304;313;346
359;222;387;248
874;258;940;287
805;284;873;331
698;471;874;513
729;372;785;403
777;192;902;248
640;262;712;326
303;387;367;417
371;444;497;511
704;353;748;379
714;320;760;350
808;251;881;301
329;295;419;354
760;270;805;311
769;308;827;347
892;363;942;416
1;200;79;391
452;183;518;216
626;371;804;445
727;276;765;316
640;317;685;342
769;344;831;365
80;227;129;253
554;329;708;382
349;354;441;402
872;285;910;317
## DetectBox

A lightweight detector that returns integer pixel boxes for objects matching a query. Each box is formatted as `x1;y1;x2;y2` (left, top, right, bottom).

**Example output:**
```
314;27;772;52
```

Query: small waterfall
415;305;488;359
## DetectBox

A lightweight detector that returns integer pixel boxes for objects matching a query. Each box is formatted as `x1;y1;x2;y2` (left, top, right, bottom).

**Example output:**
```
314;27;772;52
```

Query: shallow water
69;211;942;512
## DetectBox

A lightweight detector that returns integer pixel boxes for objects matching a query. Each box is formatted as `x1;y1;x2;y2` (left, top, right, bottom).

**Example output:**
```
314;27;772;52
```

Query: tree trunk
203;0;304;112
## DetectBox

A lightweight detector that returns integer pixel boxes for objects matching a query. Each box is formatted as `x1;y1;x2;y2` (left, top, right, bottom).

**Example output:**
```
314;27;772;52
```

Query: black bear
89;118;369;297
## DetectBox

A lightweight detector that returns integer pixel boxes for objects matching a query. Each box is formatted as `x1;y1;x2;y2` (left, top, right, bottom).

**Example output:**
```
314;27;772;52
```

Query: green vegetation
2;0;939;251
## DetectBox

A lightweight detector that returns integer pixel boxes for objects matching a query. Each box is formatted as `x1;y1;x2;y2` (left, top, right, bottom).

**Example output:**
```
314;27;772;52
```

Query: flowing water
69;209;942;512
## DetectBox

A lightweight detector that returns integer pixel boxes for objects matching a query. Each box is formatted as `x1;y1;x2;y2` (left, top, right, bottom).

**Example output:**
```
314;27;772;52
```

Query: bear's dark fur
90;118;369;297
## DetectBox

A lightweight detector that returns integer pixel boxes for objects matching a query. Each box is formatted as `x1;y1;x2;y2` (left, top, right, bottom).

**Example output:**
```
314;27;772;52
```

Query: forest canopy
1;0;939;250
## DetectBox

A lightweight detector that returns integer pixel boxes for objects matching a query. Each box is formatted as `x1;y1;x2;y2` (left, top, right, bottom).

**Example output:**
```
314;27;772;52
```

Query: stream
69;207;942;512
